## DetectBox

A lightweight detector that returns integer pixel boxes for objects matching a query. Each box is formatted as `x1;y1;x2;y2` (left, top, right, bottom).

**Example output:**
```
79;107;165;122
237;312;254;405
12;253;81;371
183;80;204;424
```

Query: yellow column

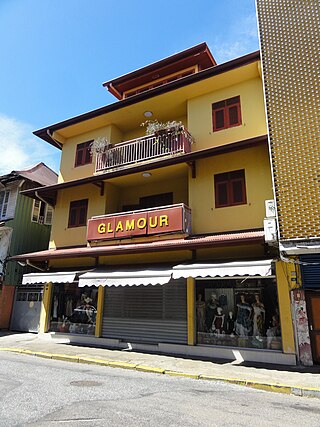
39;282;53;333
275;261;295;354
187;277;196;345
95;285;105;338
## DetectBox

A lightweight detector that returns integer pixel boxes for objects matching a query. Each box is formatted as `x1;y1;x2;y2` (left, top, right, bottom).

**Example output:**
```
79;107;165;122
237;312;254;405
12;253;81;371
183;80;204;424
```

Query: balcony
95;127;193;174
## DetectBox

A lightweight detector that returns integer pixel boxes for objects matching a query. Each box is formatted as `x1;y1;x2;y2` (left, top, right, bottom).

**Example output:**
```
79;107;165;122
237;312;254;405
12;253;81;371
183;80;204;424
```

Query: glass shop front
49;283;98;335
196;277;282;350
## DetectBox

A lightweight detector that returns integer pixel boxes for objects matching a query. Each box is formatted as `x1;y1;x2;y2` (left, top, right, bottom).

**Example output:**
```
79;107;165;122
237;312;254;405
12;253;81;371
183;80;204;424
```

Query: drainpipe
26;260;46;272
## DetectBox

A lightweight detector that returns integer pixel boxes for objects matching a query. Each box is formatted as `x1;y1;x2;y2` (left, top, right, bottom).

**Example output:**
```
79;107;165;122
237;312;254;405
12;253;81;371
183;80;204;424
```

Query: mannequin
66;297;73;318
52;295;58;320
205;292;219;331
196;294;206;332
235;294;252;337
226;311;235;335
266;314;281;349
212;307;225;334
252;294;265;337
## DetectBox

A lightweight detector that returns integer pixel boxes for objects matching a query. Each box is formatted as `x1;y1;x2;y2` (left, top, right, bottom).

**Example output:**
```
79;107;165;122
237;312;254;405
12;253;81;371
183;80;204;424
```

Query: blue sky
0;0;259;174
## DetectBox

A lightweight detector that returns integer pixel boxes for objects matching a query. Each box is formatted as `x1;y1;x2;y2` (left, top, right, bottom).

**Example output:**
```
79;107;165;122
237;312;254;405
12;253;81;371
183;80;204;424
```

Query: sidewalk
0;332;319;398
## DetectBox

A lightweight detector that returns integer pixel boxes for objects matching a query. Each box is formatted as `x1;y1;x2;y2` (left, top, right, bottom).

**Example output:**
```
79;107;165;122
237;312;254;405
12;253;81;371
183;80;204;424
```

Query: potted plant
90;137;119;168
141;119;183;136
90;136;110;156
141;120;184;153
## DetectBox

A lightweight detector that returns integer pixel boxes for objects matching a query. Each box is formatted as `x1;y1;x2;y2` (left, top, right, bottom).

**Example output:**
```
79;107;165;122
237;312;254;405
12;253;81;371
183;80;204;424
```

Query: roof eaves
102;42;211;87
9;230;265;262
20;134;267;199
34;50;260;148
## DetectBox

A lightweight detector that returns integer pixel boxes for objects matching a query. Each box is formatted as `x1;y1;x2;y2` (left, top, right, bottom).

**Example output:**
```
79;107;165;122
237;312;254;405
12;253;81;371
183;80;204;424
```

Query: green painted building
0;163;57;329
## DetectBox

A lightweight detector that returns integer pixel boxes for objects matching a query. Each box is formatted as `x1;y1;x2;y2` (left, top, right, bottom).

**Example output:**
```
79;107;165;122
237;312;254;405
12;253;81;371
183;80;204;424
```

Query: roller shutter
102;279;187;344
10;285;43;332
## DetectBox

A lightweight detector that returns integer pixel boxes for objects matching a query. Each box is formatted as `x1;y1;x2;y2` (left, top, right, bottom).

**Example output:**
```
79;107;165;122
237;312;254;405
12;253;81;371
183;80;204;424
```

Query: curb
1;347;319;399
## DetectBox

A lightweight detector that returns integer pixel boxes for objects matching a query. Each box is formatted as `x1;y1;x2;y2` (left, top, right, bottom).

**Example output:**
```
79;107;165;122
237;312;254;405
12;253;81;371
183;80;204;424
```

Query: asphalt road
0;352;320;427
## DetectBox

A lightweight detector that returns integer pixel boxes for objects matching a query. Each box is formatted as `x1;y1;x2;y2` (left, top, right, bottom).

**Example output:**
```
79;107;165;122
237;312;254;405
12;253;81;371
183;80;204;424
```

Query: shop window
196;278;282;351
75;141;92;167
68;199;88;228
31;200;54;225
212;96;241;131
214;169;246;208
49;284;98;335
0;190;10;219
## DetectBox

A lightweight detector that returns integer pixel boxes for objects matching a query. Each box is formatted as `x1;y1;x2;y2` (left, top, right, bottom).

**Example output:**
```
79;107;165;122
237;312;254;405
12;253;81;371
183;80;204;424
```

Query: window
139;192;173;209
124;69;196;98
75;141;92;167
31;200;54;225
214;170;246;208
68;199;88;228
0;190;10;218
122;192;174;212
212;96;241;132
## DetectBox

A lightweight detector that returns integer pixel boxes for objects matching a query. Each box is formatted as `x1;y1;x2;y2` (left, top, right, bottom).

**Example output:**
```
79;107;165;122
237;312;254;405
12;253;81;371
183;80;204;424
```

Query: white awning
172;260;274;279
78;268;173;287
22;271;81;285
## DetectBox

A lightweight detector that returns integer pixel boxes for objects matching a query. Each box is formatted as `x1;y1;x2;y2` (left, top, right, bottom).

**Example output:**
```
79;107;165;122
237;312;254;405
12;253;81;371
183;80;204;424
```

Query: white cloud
210;13;259;63
0;113;60;175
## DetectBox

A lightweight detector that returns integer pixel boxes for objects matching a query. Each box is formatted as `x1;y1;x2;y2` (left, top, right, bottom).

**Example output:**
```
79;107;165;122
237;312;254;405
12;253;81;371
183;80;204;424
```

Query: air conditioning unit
265;199;276;218
264;218;277;243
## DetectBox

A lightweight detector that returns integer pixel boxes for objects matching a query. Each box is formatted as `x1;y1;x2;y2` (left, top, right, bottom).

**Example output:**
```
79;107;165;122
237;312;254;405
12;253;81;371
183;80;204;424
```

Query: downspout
26;259;46;272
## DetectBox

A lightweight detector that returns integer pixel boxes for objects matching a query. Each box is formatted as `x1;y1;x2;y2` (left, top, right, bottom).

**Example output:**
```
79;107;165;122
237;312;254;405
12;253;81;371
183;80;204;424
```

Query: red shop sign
87;204;191;241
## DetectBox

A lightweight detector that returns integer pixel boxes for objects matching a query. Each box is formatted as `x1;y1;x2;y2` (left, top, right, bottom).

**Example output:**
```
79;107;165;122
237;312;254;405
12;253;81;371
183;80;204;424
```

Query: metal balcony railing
95;127;193;173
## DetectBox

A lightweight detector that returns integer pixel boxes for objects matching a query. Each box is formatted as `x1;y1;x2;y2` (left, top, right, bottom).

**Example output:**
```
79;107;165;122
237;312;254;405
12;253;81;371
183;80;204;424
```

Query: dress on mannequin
252;294;265;336
196;294;206;332
53;296;58;319
235;295;252;336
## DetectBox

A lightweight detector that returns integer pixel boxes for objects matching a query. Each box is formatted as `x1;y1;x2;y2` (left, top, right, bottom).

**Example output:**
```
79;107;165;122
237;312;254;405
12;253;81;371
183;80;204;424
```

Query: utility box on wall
264;218;277;243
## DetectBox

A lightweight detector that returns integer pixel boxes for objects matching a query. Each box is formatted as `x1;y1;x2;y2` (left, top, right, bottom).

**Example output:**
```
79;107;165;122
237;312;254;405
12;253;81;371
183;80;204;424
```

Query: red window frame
75;141;92;167
212;96;242;132
68;199;88;228
214;170;247;208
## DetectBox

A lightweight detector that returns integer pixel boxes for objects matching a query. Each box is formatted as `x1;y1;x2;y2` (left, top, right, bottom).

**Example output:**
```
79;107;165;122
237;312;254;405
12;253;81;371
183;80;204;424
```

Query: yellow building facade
256;0;319;366
13;43;296;365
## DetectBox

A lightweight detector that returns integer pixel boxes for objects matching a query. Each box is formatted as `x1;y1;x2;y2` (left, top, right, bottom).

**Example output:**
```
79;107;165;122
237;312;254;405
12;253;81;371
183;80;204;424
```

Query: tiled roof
15;162;58;186
1;162;57;186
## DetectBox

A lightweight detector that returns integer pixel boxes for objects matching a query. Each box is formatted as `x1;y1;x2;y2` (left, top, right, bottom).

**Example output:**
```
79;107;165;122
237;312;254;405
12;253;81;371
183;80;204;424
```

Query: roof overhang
102;42;217;99
20;135;267;207
33;51;260;149
10;230;265;263
279;239;320;255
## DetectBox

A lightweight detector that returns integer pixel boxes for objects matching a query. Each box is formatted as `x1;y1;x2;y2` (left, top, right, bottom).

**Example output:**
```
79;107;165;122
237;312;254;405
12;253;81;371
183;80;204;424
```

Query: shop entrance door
306;291;320;363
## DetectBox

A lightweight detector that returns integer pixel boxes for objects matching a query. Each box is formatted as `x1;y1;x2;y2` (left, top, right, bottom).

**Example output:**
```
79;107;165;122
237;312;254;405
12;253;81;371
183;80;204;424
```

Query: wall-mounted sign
87;204;191;241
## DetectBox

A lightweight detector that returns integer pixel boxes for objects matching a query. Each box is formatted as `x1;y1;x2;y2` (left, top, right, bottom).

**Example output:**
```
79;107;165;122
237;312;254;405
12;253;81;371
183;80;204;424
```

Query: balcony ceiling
106;163;189;188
